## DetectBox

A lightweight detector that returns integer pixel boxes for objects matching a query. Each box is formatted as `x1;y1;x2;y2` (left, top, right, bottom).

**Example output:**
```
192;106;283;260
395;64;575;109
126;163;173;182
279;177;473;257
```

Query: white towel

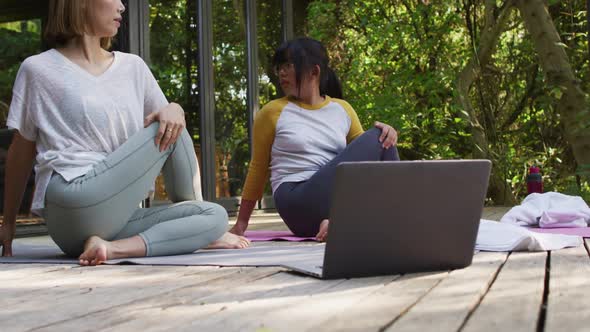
476;219;582;251
500;192;590;228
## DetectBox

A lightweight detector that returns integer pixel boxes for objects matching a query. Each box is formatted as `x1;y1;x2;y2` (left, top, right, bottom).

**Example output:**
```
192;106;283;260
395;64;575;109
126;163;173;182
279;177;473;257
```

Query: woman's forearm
3;133;36;226
236;198;257;225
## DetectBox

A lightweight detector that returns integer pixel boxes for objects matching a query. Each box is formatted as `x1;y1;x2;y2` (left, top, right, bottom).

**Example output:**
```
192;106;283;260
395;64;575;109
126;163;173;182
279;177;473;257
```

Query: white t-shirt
6;49;168;214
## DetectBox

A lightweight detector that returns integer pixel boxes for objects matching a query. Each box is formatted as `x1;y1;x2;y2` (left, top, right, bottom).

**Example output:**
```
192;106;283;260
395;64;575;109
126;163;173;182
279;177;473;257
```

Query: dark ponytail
322;66;342;99
272;37;343;99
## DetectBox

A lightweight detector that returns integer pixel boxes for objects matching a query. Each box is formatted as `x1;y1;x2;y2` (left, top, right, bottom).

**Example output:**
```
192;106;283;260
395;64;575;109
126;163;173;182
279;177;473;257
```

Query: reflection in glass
212;0;248;199
0;19;42;125
256;0;282;198
148;0;200;202
147;0;284;204
0;19;42;215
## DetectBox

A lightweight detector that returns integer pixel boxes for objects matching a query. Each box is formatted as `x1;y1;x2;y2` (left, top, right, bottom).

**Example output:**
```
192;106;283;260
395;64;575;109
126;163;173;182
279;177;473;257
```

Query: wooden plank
0;263;73;276
14;223;48;238
481;207;496;220
247;221;290;231
481;206;510;221
385;252;508;331
494;206;510;220
0;265;172;304
0;264;76;295
1;265;246;332
222;275;398;331
35;266;284;332
462;252;547;332
93;271;348;332
0;265;95;302
229;212;288;230
307;271;449;332
544;240;590;332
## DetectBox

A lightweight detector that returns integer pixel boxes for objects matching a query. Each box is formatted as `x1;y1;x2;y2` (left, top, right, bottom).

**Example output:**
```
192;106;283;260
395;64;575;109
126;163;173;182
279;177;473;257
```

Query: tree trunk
516;0;590;179
456;0;517;205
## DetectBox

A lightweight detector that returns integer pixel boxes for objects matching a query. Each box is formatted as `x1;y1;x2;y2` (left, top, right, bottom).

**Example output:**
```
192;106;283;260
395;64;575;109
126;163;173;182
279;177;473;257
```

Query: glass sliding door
148;0;201;203
211;0;247;209
256;0;282;208
147;0;289;212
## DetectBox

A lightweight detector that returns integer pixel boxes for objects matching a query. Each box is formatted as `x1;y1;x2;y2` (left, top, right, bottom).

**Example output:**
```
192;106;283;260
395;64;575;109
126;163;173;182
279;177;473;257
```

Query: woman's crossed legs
45;123;249;265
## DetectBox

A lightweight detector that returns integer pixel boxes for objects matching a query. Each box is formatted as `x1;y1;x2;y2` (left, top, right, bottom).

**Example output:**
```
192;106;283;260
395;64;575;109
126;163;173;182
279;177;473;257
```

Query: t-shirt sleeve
241;103;280;201
140;59;168;117
333;99;364;143
6;60;39;142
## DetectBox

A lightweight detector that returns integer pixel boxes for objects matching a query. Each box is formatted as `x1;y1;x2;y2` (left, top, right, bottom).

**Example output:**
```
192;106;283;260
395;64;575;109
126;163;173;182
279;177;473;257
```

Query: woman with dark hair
0;0;250;265
230;37;399;241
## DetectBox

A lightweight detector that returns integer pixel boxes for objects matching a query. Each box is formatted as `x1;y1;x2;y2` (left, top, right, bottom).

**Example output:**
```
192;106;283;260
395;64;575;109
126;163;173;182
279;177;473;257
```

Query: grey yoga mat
0;242;326;271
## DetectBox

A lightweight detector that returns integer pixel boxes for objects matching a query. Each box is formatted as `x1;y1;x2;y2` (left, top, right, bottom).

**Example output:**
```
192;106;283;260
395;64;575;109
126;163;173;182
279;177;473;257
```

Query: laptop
285;160;491;279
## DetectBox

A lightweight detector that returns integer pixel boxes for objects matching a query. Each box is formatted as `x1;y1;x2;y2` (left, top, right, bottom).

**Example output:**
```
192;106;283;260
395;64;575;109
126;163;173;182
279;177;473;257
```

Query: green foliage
306;0;589;203
307;1;472;162
1;2;587;203
0;20;42;123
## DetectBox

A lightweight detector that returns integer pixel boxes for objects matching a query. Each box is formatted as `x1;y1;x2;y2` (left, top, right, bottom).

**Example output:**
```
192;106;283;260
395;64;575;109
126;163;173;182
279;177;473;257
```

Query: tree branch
501;64;539;130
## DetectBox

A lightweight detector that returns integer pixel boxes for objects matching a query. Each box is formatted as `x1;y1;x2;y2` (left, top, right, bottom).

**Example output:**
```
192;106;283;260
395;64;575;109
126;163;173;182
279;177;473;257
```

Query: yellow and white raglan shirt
241;96;364;201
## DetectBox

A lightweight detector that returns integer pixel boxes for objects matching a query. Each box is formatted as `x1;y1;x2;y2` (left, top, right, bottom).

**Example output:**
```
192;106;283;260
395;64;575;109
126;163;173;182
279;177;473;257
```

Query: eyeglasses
273;63;294;76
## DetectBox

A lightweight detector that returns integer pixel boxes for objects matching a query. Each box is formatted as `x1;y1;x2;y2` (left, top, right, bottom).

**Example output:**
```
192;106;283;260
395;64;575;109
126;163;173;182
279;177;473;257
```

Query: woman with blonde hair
0;0;249;265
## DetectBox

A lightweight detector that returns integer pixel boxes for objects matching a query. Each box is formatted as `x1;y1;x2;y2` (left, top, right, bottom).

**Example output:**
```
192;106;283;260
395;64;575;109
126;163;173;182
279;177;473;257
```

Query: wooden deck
2;207;589;332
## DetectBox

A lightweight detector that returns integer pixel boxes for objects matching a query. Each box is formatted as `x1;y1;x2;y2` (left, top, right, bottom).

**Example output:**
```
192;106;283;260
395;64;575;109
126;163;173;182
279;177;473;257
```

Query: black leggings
273;128;399;236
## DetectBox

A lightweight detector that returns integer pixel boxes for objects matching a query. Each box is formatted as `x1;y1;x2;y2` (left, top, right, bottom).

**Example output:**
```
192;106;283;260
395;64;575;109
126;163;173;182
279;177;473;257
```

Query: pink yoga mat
527;227;590;238
244;230;317;242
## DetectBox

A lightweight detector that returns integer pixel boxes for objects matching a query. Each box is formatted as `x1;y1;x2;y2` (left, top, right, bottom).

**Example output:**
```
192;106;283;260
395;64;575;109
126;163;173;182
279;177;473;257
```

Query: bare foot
316;219;329;242
79;236;109;266
206;232;250;249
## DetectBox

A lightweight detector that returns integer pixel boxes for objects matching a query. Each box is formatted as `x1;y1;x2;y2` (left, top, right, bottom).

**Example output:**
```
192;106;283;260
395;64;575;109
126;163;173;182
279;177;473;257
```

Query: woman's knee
354;127;400;161
362;127;382;141
185;201;228;233
170;128;193;153
207;201;229;224
179;127;192;143
202;202;228;239
348;127;382;149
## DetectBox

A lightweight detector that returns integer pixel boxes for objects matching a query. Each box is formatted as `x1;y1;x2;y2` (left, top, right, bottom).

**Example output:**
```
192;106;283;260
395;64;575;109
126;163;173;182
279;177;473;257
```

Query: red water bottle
526;166;543;194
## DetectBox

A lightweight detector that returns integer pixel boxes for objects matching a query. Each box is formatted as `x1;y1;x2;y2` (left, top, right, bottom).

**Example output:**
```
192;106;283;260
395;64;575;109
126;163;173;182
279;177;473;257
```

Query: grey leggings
44;123;227;257
274;128;400;237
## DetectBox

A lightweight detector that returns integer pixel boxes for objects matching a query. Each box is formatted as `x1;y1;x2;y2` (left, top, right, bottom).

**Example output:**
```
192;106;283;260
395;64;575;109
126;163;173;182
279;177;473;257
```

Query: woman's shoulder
113;51;148;68
260;97;289;113
18;49;60;73
113;51;143;62
112;52;157;82
254;97;289;124
329;97;352;107
329;97;355;113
